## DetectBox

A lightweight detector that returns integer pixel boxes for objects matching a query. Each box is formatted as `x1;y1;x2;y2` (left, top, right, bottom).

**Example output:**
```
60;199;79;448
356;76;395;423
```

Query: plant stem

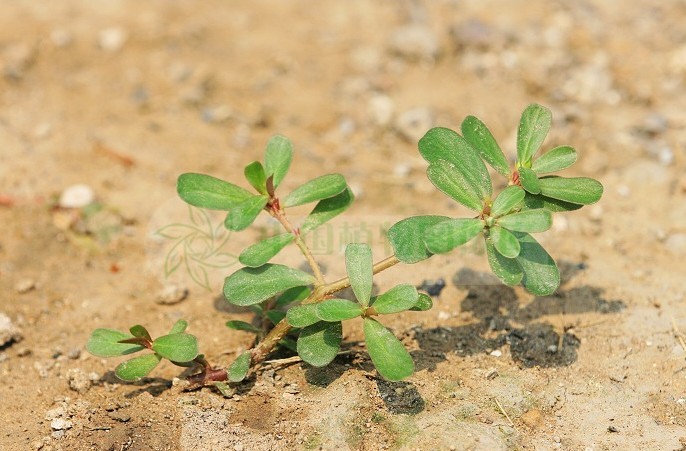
320;255;400;296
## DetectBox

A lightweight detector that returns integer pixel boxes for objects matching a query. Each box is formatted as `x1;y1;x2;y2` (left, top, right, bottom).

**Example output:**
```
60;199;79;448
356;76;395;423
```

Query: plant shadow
413;260;625;370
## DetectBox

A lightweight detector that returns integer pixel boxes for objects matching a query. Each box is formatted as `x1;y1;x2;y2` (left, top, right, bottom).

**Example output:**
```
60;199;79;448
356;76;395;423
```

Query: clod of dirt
509;324;579;368
0;313;22;347
14;278;36;294
375;380;425;415
67;368;100;394
156;284;189;305
58;184;95;209
417;278;446;297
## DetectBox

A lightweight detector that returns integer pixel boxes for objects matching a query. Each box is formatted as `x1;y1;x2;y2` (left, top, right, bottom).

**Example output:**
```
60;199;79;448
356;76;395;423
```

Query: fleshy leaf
410;293;433;311
522;192;583;212
151;333;199;362
169;320;188;334
497;209;552;233
363;318;414;381
427;159;484;211
225;320;261;333
345;243;373;306
514;232;560;295
115;354;162;381
224;264;315;306
228;351;252;382
266;310;286;325
490;225;520;258
485;240;523;286
316;299;363;321
491;186;525;217
129;325;151;341
387;215;450;263
239;233;294;267
286;304;321;328
531;145;577;174
301;188;354;234
264;135;293;188
87;329;145;357
282;174;347;208
274;286;311;308
517;104;552;165
297;321;342;367
418;127;493;200
424;218;484;254
461;115;510;177
244;161;267;194
371;284;418;314
518;167;541;194
224;195;269;231
177;173;253;211
538;176;603;205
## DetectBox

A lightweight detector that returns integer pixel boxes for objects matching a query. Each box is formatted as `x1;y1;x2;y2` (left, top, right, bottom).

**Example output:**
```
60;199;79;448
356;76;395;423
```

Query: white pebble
98;27;128;52
156;285;189;305
50;418;72;431
58;184;95;209
14;278;35;294
490;350;502;357
0;313;22;347
368;94;395;127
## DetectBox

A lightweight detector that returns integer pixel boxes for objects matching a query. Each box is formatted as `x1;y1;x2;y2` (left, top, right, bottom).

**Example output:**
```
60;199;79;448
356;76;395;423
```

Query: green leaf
87;329;144;357
418;128;493;201
115;354;162;381
286;304;321;328
129;325;151;341
514;232;560;296
517;103;552;165
490;225;520;258
282;174;347;208
151;333;199;362
316;299;363;321
264;135;293;188
491;186;525;217
345;243;373;306
297;321;342;367
424;218;484;254
169;320;188;334
427;160;484;211
363;318;414;381
244;161;267;194
301;187;354;234
531;145;577;174
224;195;269;231
387;215;450;264
228;351;251;383
239;233;294;267
410;293;433;311
371;284;419;314
177;173;253;211
461;115;510;177
522;192;583;212
497;209;552;233
519;167;541;194
224;264;315;306
538;176;603;205
225;320;260;334
274;286;311;308
485;240;523;286
265;310;286;325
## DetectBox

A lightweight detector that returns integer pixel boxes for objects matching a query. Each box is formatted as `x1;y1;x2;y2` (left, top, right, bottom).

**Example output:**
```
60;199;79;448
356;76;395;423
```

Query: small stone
66;348;81;360
107;411;131;422
58;184;95;209
16;347;32;357
50;418;72;431
489;350;502;357
45;407;66;421
368;94;395;127
67;368;99;394
52;430;65;439
233;444;245;451
388;24;440;61
0;353;7;363
607;425;619;433
665;233;686;256
156;285;189;305
2;42;36;80
98;27;128;52
201;105;233;124
417;278;446;296
0;313;22;346
484;368;499;380
14;278;35;294
395;107;434;143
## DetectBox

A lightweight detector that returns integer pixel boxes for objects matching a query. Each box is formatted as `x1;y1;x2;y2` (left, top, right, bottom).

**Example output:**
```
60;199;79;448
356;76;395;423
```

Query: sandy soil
2;1;686;450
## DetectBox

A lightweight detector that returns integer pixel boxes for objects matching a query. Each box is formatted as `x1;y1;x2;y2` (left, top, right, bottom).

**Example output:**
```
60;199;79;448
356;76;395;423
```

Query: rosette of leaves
87;320;199;381
283;244;432;381
176;135;354;268
387;104;602;296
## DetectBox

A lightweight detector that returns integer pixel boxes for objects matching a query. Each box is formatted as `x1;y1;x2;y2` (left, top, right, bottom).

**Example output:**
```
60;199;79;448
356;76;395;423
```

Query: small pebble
395;107;434;143
156;285;189;305
107;411;131;422
45;407;66;421
388;24;440;61
607;425;619;433
664;233;686;256
0;313;22;347
14;278;36;294
490;350;502;357
368;94;395;127
484;368;499;380
201;105;233;124
67;368;100;394
98;27;128;52
50;418;72;431
58;184;95;209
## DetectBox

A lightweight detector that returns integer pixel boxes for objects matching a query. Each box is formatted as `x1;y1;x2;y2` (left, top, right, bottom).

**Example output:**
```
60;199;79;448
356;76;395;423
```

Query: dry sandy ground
1;1;686;450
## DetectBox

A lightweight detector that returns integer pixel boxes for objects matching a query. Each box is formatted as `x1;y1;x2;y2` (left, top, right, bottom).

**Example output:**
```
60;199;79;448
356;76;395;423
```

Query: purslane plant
88;104;602;388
